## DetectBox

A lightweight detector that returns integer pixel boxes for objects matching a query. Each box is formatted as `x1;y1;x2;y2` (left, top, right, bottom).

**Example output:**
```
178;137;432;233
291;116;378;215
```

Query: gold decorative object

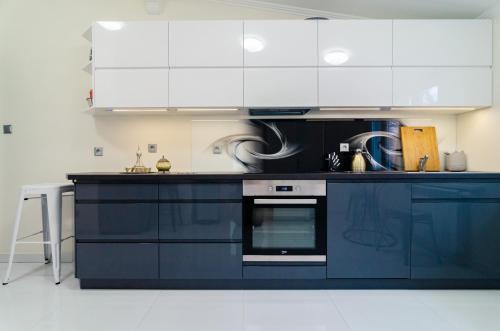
125;146;151;173
156;155;171;173
351;149;366;173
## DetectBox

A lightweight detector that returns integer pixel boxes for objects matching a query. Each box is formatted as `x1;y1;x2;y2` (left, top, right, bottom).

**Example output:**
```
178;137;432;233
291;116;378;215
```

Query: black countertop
67;171;500;183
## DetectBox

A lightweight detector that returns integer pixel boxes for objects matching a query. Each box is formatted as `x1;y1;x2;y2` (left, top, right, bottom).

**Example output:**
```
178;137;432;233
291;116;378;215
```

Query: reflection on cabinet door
319;68;392;107
159;203;242;240
76;203;158;241
169;68;243;108
318;20;392;66
93;21;169;68
169;20;243;67
244;68;318;108
327;183;411;279
393;67;492;107
159;243;242;279
243;20;317;67
393;20;492;66
412;202;500;279
94;69;169;108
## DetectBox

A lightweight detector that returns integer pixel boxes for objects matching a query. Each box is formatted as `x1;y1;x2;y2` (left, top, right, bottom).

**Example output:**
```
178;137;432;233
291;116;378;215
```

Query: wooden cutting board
400;126;440;172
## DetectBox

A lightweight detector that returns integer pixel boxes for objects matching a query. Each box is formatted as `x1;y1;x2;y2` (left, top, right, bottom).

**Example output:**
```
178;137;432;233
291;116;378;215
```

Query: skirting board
0;253;73;263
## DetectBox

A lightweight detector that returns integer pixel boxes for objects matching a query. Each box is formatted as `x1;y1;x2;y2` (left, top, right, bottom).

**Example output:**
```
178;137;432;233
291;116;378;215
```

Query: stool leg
46;192;61;285
41;195;51;264
3;191;26;285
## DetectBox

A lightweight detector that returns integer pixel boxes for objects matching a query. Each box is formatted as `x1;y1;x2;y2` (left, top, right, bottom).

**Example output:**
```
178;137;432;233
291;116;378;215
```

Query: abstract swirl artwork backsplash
207;119;404;173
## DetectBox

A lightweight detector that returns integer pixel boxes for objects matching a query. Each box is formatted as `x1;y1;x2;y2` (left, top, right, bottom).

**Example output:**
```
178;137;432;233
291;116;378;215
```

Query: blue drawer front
159;203;241;240
75;203;158;241
76;184;158;200
243;266;326;279
159;183;242;200
76;243;158;279
159;243;242;279
413;183;500;199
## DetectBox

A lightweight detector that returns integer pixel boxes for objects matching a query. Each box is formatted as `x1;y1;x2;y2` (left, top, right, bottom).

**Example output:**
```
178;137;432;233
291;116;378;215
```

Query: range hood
248;108;311;116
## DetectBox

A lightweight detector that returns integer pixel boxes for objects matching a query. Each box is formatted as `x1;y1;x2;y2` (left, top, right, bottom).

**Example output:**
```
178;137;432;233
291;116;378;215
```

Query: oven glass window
252;207;316;249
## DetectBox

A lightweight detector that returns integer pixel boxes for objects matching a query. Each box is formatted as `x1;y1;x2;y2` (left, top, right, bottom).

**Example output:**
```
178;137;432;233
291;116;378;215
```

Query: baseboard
0;253;74;263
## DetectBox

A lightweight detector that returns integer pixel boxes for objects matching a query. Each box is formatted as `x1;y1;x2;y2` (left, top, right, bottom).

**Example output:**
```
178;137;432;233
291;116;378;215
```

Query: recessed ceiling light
98;21;125;31
323;50;350;65
243;37;265;53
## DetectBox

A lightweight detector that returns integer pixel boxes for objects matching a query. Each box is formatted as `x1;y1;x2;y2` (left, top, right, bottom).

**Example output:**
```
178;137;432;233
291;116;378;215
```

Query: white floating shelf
82;62;92;74
82;27;92;42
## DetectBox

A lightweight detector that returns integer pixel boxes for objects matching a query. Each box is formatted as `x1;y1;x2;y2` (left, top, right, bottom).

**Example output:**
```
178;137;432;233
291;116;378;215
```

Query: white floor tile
328;290;455;331
2;263;500;331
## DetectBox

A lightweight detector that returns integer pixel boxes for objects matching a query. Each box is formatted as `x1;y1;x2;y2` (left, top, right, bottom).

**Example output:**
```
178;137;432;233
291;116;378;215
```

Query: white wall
457;5;500;170
0;0;458;258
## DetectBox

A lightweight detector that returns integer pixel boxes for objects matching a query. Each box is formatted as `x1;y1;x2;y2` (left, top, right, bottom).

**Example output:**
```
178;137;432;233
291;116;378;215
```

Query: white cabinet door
93;21;169;68
318;20;392;66
319;68;392;107
94;69;169;108
393;20;492;66
169;21;243;67
244;68;317;107
169;68;243;107
393;67;492;107
243;20;317;67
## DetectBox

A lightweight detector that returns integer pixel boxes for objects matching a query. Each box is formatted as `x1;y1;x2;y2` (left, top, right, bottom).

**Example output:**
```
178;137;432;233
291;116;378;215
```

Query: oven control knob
268;186;273;192
295;186;301;192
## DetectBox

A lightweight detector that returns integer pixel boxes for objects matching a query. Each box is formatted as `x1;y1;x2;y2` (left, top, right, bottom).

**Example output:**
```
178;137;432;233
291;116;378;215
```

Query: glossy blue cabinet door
412;202;500;279
159;243;242;279
76;203;158;241
159;203;242;240
76;243;159;279
327;183;411;278
159;183;242;200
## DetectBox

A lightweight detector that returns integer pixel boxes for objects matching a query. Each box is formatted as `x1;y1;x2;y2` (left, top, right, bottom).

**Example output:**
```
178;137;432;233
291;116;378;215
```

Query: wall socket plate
340;143;350;152
94;147;103;156
3;125;12;134
212;144;223;155
148;144;157;153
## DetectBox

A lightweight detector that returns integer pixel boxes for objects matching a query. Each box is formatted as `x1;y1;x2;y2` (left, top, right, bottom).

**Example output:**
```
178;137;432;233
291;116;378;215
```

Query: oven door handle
253;198;317;205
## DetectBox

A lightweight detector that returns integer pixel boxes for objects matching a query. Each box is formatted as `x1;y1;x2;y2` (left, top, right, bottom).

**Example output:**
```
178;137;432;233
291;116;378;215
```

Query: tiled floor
1;263;500;331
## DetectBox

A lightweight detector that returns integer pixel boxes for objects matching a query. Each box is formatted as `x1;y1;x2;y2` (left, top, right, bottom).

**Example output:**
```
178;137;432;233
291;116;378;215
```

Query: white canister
445;151;467;172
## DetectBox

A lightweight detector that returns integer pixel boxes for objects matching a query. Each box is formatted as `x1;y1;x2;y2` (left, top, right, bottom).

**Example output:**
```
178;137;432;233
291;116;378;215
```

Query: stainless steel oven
243;180;326;262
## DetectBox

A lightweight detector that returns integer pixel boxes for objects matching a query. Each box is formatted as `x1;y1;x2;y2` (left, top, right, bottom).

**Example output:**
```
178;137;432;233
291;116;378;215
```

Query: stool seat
3;182;74;285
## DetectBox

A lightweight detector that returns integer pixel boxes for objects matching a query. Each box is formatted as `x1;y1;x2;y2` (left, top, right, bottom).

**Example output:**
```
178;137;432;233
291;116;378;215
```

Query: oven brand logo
281;250;288;255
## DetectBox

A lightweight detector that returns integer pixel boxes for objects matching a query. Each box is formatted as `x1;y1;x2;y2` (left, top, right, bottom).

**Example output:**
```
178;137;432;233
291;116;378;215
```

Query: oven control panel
244;180;326;196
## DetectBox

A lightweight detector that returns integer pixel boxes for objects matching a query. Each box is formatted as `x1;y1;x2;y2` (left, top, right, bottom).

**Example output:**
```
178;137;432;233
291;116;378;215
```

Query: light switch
94;147;103;156
3;125;12;134
148;144;157;153
340;143;349;152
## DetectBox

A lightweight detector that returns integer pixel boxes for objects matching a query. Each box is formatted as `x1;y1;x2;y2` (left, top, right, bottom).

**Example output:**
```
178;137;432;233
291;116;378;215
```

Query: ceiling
244;0;500;19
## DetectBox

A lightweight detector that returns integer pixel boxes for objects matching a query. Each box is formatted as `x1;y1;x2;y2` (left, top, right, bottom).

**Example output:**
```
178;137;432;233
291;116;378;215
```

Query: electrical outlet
340;143;349;152
212;144;222;155
94;147;103;156
148;144;157;153
3;125;12;134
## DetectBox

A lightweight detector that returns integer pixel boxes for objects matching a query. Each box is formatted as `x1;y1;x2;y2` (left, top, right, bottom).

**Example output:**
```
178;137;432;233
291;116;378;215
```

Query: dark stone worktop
67;171;500;183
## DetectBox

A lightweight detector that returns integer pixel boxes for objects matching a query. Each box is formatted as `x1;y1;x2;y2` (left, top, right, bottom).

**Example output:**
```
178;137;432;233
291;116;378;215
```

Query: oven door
243;196;326;262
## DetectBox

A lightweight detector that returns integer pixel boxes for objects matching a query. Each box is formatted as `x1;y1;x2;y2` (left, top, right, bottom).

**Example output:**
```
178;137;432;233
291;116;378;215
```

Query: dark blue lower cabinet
412;202;500;279
75;203;158;241
159;203;241;241
243;266;326;279
327;183;411;279
159;243;242;279
76;243;158;279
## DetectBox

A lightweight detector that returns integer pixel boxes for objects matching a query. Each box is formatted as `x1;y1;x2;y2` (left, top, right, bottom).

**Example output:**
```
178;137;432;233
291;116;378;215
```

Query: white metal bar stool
2;183;74;285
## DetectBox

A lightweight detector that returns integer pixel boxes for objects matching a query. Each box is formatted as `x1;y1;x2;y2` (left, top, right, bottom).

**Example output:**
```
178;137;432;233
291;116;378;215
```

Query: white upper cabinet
393;20;492;66
169;21;243;67
243;20;317;67
93;21;169;68
393;67;492;107
93;69;169;108
169;68;243;107
318;20;392;66
244;68;317;107
319;68;392;107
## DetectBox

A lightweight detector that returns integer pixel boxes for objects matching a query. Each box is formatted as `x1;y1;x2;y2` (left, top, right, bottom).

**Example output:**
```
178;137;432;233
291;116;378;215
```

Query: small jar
352;149;366;173
156;155;171;172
